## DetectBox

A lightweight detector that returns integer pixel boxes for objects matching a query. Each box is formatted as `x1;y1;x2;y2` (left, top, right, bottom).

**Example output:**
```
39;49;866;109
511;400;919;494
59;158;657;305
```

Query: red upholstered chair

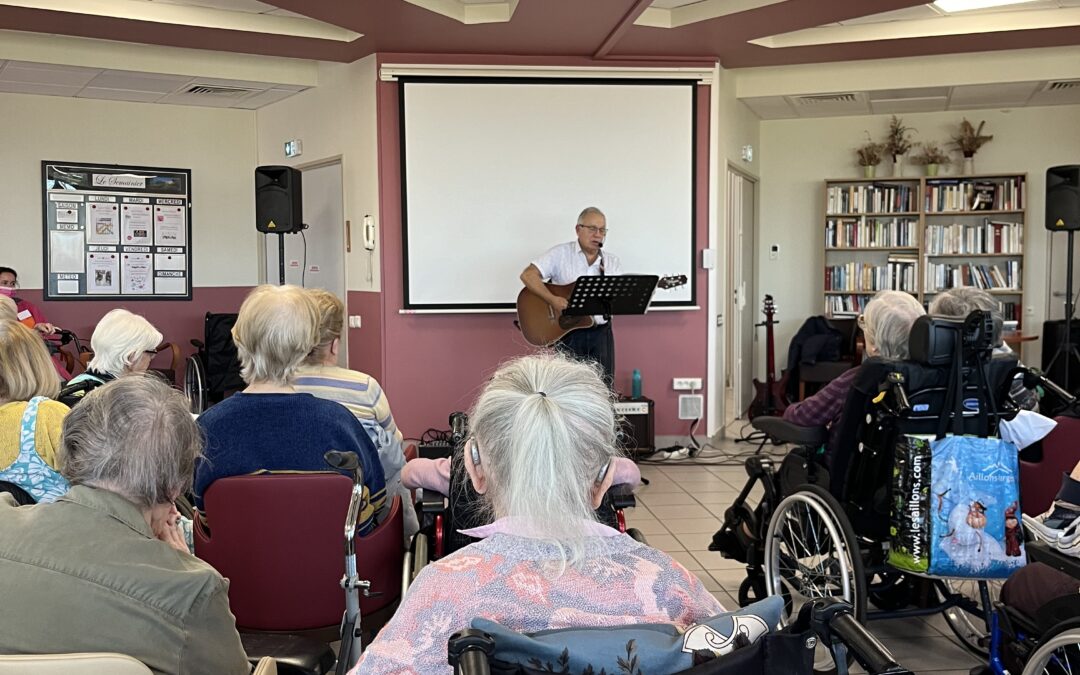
1020;416;1080;516
194;474;404;631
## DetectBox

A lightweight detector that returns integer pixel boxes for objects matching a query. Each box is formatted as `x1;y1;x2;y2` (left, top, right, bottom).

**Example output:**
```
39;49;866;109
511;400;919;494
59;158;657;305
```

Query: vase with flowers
856;136;885;178
885;115;916;177
911;142;951;177
951;118;993;175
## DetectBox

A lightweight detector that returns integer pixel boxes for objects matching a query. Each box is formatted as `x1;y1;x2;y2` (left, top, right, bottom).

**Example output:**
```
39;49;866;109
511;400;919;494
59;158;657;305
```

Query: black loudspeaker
1042;319;1080;392
1047;165;1080;232
616;396;655;457
255;166;303;233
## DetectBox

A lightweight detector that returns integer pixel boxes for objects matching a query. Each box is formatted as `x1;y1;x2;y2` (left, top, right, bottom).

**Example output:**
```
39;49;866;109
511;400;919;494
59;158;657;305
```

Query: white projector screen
400;78;696;310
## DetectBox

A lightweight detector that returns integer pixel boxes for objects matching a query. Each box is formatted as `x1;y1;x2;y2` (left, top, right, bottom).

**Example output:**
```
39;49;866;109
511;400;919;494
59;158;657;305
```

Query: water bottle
631;369;642;399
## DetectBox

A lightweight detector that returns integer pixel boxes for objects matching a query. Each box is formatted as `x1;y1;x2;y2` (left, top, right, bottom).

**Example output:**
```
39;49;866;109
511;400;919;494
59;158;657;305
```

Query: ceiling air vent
795;93;858;105
184;84;259;98
1045;80;1080;92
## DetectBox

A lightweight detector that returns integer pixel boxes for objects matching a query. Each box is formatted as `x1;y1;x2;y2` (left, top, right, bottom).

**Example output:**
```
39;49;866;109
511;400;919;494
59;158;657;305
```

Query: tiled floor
627;441;983;675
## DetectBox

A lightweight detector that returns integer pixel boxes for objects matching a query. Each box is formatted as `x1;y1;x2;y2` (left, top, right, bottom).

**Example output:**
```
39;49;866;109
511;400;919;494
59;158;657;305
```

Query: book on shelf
827;182;916;214
924;260;1021;292
827;294;871;317
924;219;1023;255
825;217;916;248
825;258;918;293
924;176;1025;213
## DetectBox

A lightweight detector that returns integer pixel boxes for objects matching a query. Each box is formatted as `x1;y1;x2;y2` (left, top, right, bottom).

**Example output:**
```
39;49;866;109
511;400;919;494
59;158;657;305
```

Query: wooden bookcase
823;173;1027;328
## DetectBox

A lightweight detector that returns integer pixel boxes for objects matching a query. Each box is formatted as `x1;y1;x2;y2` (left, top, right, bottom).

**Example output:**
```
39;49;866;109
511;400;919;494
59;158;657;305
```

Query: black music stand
563;274;661;321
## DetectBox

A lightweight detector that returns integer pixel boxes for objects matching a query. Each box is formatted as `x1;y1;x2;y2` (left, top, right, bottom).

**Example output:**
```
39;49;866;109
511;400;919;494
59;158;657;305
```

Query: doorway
721;168;757;432
262;160;348;366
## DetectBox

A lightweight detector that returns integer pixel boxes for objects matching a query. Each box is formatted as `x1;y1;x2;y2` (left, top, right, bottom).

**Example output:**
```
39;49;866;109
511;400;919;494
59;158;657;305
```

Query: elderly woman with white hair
59;308;163;407
0;375;250;675
194;285;386;533
783;290;925;448
355;353;722;674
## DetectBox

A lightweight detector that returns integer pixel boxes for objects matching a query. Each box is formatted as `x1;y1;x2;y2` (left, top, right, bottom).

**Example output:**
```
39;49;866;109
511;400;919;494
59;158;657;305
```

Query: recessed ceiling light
932;0;1040;13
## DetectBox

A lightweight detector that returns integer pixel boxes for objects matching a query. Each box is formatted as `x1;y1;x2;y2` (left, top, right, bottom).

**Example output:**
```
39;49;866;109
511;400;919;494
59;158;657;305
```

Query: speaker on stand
255;166;304;285
1045;165;1080;395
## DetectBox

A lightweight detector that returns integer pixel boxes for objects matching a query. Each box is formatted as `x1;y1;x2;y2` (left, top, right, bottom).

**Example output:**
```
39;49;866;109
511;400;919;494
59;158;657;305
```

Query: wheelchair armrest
421;490;447;514
190;338;205;350
807;598;912;674
608;485;636;511
752;416;828;447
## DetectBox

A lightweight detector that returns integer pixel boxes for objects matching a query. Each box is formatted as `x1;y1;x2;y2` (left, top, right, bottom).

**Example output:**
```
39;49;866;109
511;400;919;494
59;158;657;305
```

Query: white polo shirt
532;241;622;325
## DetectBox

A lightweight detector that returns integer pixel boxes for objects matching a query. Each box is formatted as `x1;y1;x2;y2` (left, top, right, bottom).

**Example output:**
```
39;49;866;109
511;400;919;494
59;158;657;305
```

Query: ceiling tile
871;96;949;114
1;61;100;87
76;87;167;103
869;86;951;101
0;81;82;96
87;70;192;93
948;82;1040;108
230;87;298;109
1028;85;1080;106
740;95;796;120
156;90;252;107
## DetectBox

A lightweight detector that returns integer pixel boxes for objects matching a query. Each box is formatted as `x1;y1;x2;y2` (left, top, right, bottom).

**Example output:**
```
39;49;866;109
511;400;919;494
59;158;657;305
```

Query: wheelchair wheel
1021;625;1080;675
765;483;866;675
184;354;207;415
939;578;1001;657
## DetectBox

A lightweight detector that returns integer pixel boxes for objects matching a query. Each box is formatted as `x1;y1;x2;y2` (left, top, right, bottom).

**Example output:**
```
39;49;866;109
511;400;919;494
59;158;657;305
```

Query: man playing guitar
519;207;621;384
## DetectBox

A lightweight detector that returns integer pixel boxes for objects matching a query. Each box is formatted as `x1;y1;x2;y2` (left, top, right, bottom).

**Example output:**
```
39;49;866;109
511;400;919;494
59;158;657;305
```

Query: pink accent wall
347;290;384;384
16;286;253;380
374;56;712;437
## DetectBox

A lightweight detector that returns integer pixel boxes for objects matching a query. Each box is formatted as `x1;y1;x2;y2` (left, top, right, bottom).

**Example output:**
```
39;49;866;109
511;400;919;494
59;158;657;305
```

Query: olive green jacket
0;485;249;675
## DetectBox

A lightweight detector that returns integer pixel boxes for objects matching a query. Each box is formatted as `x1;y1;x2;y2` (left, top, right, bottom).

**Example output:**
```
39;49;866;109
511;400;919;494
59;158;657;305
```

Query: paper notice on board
56;279;79;294
121;253;153;294
86;252;120;294
154;253;186;294
49;230;85;273
55;206;79;223
122;204;152;245
154;205;186;246
88;203;120;244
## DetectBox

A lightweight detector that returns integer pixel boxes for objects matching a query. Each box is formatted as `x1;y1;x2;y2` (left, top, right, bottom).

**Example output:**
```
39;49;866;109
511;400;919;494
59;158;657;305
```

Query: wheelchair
711;311;1029;674
184;312;244;414
448;597;913;675
403;444;644;593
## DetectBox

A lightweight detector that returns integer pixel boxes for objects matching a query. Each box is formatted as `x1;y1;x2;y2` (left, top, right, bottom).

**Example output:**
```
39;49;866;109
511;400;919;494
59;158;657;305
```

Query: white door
722;169;757;425
263;161;347;366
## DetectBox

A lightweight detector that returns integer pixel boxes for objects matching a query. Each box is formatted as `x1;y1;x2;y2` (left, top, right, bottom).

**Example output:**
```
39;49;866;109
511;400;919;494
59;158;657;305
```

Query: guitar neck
764;315;776;385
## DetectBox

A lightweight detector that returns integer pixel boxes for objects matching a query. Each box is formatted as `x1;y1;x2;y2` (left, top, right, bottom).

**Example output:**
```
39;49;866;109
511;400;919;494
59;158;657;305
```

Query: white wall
255;56;380;292
0;91;259;288
759;105;1080;369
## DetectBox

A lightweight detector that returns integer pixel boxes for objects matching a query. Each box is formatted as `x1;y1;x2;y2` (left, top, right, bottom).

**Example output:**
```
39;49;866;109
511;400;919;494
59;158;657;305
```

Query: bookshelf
822;174;1027;326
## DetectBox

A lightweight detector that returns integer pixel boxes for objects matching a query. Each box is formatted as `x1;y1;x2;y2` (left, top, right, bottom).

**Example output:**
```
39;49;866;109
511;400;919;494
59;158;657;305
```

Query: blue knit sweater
194;393;386;531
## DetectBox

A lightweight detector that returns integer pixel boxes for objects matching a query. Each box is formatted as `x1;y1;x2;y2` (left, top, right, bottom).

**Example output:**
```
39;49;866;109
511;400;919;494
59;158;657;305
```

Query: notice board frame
41;161;193;301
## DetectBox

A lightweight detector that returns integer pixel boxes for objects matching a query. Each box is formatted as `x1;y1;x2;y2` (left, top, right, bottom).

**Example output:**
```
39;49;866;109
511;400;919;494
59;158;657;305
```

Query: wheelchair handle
811;599;913;675
447;629;494;675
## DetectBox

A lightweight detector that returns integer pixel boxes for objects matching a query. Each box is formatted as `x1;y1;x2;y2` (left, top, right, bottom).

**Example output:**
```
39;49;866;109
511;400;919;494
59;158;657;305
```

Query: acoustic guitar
746;294;791;420
516;275;687;347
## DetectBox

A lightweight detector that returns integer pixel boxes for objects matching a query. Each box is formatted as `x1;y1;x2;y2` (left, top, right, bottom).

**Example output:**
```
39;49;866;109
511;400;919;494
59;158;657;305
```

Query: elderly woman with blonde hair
194;285;387;533
0;320;69;503
0;375;250;674
356;353;721;674
59;308;163;407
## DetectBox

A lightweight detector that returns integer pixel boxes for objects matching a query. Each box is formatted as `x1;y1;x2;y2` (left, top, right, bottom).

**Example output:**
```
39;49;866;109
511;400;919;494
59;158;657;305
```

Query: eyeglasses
578;225;608;235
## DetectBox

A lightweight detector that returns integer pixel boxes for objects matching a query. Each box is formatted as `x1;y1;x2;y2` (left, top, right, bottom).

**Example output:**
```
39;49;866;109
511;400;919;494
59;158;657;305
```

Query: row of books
925;261;1022;291
825;217;917;249
924;221;1023;255
924;177;1025;213
827;183;918;215
999;301;1018;322
826;294;871;317
825;257;919;293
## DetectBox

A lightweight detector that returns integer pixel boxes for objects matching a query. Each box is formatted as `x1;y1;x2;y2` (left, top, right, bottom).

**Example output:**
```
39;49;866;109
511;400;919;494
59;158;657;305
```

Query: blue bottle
631;369;642;399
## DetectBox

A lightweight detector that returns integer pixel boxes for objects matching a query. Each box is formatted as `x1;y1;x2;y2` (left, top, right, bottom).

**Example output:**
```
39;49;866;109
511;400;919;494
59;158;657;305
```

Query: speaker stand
1047;230;1080;392
277;233;286;285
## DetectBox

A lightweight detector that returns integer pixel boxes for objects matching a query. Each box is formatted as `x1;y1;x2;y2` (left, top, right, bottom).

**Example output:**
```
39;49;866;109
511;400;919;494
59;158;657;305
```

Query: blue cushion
471;596;783;673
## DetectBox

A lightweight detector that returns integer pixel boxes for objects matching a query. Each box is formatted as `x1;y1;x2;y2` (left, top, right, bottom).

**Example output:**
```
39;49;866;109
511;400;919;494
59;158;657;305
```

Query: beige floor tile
667;550;704;571
693;569;721;591
873;636;980;671
673;531;717;551
635;480;686;495
638;492;698;506
690;549;746;571
645;504;714;520
643;533;684;552
693;492;740;506
623;518;669;536
708;568;751;591
664;517;722;534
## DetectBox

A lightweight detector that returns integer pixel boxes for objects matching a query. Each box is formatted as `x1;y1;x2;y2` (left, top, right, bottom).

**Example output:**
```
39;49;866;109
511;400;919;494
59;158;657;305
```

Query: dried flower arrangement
910;142;951;166
885;115;916;158
856;137;885;167
951;119;993;158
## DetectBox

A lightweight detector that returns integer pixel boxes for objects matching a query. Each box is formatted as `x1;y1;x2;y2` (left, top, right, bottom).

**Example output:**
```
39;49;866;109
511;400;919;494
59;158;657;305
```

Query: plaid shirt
783;366;860;433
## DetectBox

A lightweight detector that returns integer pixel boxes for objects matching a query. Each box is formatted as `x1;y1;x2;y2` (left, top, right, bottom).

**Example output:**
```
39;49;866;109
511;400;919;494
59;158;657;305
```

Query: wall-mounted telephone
362;215;376;251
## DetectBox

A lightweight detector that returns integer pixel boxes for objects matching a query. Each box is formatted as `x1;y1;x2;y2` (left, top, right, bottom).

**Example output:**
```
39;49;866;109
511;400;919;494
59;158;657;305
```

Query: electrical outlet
679;394;704;420
673;377;702;390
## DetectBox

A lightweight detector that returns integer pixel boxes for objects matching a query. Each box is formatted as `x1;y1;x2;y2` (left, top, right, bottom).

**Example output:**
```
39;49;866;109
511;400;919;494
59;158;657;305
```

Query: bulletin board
41;161;192;301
